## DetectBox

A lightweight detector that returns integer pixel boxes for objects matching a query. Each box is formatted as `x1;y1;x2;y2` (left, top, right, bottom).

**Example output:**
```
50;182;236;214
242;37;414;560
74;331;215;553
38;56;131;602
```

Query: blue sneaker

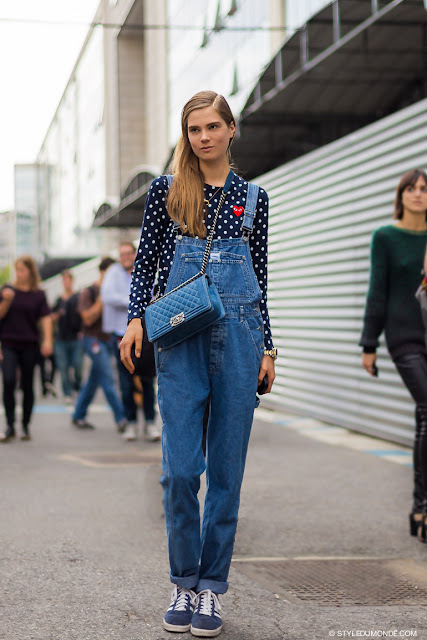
191;590;222;637
163;586;197;633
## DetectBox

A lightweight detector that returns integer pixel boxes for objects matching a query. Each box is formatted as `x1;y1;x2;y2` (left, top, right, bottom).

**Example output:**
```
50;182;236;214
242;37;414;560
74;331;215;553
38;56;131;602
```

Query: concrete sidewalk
1;392;426;640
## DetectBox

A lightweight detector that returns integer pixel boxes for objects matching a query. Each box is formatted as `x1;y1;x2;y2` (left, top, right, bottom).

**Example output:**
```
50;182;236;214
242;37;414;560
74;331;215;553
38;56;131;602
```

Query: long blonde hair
14;255;41;292
167;91;235;238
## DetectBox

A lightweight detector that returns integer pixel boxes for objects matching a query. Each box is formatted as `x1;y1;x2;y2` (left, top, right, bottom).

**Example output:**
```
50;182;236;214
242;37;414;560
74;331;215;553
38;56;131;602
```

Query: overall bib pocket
164;251;204;292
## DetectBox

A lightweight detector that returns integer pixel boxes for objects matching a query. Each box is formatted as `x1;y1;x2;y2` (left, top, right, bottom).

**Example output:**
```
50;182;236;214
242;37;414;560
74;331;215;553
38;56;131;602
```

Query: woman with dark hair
360;168;427;541
120;90;276;636
0;255;53;441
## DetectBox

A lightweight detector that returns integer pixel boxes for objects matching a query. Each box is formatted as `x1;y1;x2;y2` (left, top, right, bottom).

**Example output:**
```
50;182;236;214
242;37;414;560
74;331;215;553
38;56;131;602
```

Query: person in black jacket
51;270;83;404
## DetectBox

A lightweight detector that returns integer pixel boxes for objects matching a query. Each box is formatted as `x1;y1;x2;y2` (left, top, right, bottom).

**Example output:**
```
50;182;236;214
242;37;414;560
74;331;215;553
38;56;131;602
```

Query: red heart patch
233;206;244;217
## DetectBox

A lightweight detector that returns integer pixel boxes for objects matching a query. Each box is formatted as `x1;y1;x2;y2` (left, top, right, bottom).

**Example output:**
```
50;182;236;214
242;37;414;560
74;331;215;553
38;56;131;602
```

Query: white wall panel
257;98;427;445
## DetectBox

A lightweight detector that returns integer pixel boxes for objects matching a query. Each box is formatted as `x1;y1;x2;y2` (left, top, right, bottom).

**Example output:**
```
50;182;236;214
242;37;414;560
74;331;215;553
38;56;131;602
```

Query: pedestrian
72;257;127;432
101;242;160;442
51;270;83;404
0;255;53;441
130;318;158;441
37;350;56;397
360;168;427;542
120;90;276;637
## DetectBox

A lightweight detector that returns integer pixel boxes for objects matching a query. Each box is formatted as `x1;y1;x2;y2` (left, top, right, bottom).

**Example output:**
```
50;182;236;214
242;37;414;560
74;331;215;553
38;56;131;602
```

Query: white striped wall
257;98;427;445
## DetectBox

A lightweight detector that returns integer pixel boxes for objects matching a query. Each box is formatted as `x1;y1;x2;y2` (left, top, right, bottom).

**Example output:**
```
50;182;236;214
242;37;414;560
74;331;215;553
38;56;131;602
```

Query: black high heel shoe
409;513;426;542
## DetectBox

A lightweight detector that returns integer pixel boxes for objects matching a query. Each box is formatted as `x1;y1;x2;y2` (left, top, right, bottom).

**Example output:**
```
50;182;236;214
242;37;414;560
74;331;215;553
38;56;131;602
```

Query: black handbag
145;170;234;349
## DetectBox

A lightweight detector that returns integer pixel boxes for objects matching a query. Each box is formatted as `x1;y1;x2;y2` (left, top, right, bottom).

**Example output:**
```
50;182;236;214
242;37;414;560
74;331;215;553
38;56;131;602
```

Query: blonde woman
0;256;53;441
121;91;276;636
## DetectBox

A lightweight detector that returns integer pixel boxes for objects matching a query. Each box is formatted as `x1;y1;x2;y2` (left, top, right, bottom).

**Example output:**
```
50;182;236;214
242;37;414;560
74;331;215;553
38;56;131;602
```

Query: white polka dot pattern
128;174;273;349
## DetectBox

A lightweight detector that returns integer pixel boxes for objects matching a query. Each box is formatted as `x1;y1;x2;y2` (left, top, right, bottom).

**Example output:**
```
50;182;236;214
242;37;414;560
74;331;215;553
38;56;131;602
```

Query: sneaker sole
162;619;191;633
190;624;222;637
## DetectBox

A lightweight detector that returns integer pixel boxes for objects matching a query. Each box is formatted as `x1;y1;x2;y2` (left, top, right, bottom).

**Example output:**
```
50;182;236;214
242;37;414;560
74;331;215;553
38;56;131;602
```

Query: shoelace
170;586;196;611
195;589;221;617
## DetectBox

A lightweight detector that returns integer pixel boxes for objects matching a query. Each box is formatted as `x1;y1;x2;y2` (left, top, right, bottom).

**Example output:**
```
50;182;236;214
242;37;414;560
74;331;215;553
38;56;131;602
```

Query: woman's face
187;106;235;165
401;176;427;217
62;273;73;290
15;261;31;286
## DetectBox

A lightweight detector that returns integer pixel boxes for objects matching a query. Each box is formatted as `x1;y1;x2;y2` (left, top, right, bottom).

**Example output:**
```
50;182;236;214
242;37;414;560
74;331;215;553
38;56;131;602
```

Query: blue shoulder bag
144;170;234;350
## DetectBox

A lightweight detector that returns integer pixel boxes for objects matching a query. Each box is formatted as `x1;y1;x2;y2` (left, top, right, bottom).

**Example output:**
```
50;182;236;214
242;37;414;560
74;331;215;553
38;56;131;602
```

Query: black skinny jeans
2;346;39;428
394;352;427;512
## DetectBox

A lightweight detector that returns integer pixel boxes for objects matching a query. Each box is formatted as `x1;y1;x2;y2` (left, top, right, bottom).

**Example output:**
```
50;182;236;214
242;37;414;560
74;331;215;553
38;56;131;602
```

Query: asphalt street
1;387;427;640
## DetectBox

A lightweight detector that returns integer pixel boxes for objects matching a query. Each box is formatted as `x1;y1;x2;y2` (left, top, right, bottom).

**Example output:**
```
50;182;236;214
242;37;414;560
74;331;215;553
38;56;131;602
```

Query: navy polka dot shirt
128;173;273;349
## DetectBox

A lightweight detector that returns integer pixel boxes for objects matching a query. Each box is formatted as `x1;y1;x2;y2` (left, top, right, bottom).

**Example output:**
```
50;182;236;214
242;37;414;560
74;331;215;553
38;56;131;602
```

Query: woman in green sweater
360;168;427;542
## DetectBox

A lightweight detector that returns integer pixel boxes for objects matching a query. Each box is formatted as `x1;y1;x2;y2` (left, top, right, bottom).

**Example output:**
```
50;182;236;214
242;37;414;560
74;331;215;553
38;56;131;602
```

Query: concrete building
14;163;50;262
36;0;169;258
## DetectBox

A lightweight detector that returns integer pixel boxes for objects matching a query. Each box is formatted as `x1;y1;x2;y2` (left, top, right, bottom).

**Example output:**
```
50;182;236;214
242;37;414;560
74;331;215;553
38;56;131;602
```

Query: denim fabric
54;338;83;397
73;336;125;424
112;335;137;423
157;236;264;594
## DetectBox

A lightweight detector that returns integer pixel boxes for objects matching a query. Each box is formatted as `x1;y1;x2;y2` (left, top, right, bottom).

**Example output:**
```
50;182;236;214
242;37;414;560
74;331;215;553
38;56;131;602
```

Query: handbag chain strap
148;172;232;304
200;188;227;275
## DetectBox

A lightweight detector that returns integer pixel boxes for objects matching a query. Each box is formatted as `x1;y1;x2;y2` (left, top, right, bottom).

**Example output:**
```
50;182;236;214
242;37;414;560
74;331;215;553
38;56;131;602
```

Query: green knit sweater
360;225;427;359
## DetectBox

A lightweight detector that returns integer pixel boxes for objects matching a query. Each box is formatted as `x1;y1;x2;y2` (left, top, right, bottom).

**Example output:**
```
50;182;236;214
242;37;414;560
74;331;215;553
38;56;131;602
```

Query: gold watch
264;348;278;360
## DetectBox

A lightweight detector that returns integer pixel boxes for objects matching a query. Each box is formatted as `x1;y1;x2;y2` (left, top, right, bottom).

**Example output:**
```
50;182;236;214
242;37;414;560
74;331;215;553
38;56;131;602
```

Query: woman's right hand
362;352;377;376
120;318;143;374
2;287;15;302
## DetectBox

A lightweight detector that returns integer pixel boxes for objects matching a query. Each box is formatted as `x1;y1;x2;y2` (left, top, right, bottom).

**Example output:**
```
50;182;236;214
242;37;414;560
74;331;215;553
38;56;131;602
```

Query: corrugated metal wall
258;98;427;446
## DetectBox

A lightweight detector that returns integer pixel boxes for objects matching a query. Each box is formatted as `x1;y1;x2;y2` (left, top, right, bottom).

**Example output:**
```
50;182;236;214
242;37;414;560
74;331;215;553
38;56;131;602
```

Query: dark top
127;173;273;349
52;293;81;340
0;287;50;350
359;225;427;360
78;284;110;342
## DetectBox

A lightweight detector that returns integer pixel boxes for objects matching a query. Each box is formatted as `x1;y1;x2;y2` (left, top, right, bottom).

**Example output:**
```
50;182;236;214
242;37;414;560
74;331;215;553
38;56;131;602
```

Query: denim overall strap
241;182;259;241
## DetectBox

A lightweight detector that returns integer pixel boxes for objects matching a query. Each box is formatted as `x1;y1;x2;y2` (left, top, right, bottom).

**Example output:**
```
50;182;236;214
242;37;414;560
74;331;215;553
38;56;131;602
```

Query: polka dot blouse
128;173;274;350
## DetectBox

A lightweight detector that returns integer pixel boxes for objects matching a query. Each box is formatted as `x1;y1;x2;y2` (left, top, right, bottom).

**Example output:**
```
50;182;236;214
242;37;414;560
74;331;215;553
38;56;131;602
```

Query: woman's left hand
258;354;275;394
41;340;53;358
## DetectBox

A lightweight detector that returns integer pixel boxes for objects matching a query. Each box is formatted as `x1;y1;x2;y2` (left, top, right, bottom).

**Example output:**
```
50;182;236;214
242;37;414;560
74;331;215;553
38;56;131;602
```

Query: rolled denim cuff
196;578;229;595
170;572;199;591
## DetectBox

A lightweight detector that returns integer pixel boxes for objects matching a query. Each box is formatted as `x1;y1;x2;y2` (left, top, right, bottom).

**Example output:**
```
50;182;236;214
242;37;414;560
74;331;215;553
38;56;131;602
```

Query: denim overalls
156;182;264;595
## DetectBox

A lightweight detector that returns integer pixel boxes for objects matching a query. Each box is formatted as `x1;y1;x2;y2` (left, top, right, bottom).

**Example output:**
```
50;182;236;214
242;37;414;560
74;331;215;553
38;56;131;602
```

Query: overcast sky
0;0;100;211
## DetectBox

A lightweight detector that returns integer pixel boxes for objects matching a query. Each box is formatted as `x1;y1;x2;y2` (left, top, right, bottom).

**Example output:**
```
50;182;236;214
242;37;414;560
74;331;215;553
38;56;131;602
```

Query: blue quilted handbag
145;273;224;349
145;171;233;349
